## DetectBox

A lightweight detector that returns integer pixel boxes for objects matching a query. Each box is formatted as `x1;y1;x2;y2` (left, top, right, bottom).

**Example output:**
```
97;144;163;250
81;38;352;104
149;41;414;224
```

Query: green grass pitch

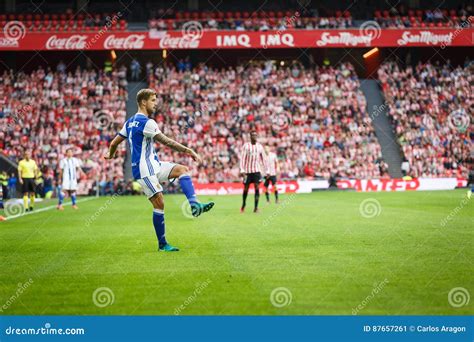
0;190;472;315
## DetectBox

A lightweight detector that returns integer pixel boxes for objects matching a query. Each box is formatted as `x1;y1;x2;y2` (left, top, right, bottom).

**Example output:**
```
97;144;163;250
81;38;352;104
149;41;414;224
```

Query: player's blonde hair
136;88;156;105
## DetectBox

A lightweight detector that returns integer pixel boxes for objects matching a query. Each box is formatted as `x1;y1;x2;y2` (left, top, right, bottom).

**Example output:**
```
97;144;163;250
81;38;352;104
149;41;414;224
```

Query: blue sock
58;188;63;205
179;174;198;204
71;193;76;205
153;209;167;247
471;185;474;192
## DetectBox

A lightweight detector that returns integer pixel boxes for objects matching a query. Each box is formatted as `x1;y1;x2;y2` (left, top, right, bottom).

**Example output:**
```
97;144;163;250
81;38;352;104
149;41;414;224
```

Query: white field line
3;197;100;221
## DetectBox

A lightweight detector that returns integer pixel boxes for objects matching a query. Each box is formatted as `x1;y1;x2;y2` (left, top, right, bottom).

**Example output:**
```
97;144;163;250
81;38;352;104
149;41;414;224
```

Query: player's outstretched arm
154;132;202;163
104;135;125;159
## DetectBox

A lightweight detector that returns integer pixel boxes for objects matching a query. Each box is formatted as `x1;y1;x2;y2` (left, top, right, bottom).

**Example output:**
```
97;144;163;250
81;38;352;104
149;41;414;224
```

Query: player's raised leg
169;164;214;217
149;192;179;252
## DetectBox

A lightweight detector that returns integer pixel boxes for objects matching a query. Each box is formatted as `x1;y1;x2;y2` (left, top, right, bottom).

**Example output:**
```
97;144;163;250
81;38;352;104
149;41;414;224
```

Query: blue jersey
118;113;161;180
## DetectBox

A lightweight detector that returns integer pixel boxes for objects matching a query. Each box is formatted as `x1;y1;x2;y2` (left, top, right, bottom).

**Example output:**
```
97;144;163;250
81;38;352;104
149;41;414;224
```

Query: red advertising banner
0;28;472;50
193;178;467;195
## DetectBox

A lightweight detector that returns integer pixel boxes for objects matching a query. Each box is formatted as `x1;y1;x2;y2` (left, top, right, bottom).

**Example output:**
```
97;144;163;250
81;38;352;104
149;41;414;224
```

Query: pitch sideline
3;197;100;221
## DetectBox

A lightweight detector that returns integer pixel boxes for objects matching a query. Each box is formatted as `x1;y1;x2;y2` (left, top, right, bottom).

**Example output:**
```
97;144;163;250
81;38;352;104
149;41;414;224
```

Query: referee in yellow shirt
18;151;39;212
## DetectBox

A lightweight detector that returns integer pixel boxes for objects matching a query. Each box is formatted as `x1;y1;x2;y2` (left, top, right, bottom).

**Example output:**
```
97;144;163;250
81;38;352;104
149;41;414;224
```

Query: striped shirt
60;157;82;182
240;142;267;174
266;152;279;176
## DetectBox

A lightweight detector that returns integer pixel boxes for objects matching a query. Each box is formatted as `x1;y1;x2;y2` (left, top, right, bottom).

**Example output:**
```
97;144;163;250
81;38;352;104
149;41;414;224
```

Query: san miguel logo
316;32;373;47
397;31;453;46
46;35;88;49
104;34;145;49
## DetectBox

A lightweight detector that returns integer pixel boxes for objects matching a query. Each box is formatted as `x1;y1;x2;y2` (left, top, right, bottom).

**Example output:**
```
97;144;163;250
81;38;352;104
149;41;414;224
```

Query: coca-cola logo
316;32;373;46
159;33;201;49
46;35;88;50
103;34;145;49
397;31;453;46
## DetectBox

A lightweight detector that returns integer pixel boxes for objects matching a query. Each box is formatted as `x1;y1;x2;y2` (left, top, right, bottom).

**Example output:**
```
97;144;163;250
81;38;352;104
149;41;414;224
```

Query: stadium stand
148;61;384;183
0;10;127;32
148;9;353;30
374;6;473;28
377;61;472;178
0;66;128;194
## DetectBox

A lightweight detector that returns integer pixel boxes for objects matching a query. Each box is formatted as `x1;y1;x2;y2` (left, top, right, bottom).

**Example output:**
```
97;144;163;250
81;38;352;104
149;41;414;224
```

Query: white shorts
62;179;78;191
137;161;177;198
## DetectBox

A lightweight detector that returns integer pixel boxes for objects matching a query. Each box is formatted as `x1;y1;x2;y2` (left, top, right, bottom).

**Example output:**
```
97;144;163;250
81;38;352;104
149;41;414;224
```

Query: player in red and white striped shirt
264;146;280;204
239;131;267;213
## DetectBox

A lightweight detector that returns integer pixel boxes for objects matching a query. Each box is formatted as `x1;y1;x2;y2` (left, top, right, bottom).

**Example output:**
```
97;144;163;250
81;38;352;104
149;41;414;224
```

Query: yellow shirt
18;159;38;178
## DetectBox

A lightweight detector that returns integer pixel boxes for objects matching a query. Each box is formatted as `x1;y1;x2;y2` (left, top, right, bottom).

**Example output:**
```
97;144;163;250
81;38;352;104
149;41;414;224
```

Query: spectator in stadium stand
401;158;410;177
57;61;66;74
8;173;17;199
146;61;154;77
130;59;142;81
0;171;8;200
374;6;472;28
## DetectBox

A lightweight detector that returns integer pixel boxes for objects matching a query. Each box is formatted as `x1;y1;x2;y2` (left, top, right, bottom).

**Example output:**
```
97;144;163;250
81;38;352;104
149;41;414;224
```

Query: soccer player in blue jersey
104;89;214;252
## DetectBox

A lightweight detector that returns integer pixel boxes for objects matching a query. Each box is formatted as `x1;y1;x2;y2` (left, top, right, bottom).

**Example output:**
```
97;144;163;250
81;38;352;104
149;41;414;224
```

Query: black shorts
244;172;261;186
22;178;36;193
264;175;277;187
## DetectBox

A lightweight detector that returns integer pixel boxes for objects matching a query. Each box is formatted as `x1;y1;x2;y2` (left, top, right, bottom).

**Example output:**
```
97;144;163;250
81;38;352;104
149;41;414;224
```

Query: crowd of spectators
148;61;384;183
0;10;127;32
378;60;472;178
3;58;468;197
374;6;472;28
149;9;353;31
0;65;128;195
